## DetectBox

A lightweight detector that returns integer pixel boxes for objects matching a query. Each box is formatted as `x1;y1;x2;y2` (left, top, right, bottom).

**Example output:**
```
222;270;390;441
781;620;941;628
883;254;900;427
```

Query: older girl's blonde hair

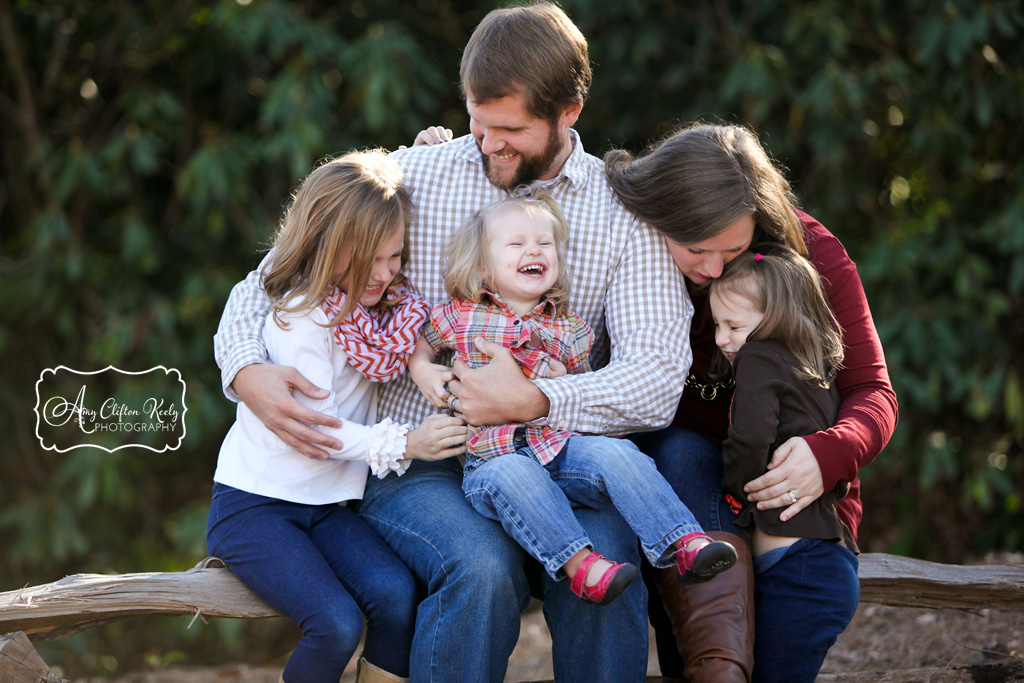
262;150;412;327
444;190;573;313
712;245;844;387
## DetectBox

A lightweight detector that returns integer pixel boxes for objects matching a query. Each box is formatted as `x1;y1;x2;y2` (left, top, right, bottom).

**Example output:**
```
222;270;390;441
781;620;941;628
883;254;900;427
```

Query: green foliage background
1;0;1021;676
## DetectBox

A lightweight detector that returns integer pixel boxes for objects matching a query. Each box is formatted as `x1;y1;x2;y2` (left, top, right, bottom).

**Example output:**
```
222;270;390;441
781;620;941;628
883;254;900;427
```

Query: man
214;4;691;681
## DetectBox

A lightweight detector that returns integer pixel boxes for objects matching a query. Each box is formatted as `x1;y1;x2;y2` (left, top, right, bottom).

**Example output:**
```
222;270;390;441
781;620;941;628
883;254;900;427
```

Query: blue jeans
206;483;417;682
629;427;735;532
463;435;702;578
630;428;859;680
630;427;731;676
752;539;860;683
355;456;649;683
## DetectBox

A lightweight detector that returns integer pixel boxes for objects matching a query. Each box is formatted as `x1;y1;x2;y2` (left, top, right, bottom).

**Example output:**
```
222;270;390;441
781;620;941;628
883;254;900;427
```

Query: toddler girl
207;151;465;683
710;245;859;682
410;191;736;606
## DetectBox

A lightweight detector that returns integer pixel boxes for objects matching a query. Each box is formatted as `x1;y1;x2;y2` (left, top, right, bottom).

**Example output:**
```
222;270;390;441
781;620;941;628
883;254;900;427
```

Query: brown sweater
721;339;857;552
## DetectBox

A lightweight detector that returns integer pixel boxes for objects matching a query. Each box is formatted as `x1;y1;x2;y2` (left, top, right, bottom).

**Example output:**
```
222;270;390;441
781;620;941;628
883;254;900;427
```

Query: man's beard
480;124;563;191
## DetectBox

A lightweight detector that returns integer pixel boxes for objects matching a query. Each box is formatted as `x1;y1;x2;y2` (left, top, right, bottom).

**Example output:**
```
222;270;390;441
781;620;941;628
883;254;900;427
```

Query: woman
605;123;898;683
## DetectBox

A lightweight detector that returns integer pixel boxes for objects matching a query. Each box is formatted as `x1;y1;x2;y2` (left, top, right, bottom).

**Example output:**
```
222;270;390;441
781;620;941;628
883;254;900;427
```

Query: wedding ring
787;491;798;504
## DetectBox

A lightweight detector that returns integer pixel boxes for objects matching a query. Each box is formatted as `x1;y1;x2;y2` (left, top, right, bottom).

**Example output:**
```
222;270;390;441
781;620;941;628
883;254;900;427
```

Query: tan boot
653;531;755;682
356;656;409;683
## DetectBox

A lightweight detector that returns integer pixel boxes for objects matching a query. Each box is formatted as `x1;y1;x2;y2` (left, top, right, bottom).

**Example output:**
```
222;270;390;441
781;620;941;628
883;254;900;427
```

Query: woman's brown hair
605;123;807;254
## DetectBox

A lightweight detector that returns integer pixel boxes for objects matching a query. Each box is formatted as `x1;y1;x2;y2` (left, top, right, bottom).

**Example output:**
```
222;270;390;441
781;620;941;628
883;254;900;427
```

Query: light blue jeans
463;434;702;578
355;455;650;683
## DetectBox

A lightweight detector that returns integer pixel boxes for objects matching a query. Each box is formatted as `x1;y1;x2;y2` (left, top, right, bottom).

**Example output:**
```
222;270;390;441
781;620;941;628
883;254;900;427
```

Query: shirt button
558;420;566;428
513;319;521;325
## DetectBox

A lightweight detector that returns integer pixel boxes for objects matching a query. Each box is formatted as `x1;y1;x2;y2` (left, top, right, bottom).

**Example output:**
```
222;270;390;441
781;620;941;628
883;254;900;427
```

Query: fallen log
0;557;278;641
1;553;1022;642
856;553;1024;611
0;631;66;683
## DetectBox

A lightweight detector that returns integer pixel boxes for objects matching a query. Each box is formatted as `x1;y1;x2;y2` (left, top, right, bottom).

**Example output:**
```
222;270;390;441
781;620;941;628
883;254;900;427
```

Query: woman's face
664;214;756;285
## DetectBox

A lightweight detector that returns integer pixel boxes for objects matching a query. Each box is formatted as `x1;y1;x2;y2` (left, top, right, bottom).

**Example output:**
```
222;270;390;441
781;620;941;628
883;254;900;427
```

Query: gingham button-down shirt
215;131;693;436
424;293;592;465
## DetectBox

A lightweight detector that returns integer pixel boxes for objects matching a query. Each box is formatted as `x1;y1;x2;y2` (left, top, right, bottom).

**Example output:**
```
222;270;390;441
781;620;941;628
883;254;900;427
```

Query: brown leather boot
653;530;755;682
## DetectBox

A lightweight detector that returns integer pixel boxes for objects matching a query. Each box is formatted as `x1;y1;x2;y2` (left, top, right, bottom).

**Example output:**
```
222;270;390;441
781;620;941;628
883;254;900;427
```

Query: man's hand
743;436;825;522
406;414;468;461
447;337;550;426
232;363;342;460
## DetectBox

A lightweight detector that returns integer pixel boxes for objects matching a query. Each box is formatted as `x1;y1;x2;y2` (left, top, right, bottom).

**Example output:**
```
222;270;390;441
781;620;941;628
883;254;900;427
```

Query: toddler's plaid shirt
424;293;592;465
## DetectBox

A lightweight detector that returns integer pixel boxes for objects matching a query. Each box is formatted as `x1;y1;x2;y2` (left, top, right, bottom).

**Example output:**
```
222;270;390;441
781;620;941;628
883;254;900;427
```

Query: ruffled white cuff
367;417;411;479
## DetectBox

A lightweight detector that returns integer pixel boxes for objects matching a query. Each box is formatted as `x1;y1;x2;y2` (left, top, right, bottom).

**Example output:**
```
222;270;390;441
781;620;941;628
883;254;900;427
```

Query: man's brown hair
460;2;591;122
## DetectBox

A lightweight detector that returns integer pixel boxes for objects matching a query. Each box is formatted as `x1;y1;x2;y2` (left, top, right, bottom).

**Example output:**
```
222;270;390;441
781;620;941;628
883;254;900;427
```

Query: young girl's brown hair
262;150;412;327
712;245;844;387
443;189;573;313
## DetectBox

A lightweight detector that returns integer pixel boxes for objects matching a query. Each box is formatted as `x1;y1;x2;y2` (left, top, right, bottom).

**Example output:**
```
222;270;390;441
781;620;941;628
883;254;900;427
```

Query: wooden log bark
857;553;1024;611
0;558;279;641
0;631;66;683
1;554;1022;642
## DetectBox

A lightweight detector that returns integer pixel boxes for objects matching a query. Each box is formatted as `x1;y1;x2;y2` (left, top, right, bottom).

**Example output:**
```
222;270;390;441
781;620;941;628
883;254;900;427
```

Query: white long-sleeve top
214;298;408;505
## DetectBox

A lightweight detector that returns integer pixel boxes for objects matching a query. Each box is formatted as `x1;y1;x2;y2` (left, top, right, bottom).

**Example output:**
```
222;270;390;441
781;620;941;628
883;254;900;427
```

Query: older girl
606;124;897;682
207;151;466;683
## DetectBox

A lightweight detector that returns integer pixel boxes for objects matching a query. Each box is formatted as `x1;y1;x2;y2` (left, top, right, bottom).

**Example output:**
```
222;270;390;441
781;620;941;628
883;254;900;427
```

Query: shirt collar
480;289;558;319
454;129;589;192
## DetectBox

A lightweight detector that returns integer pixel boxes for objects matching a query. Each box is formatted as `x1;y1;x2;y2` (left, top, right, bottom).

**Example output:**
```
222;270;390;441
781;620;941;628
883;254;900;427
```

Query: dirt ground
70;598;1024;682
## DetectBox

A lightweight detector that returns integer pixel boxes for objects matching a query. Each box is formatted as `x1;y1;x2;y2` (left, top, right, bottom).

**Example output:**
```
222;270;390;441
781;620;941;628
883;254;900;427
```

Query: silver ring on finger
448;395;459;411
787;490;798;504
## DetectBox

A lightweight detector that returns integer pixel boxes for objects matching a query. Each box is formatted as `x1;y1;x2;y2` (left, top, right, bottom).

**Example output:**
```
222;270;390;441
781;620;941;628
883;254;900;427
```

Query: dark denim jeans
753;538;860;683
629;427;859;681
355;457;649;683
206;483;417;682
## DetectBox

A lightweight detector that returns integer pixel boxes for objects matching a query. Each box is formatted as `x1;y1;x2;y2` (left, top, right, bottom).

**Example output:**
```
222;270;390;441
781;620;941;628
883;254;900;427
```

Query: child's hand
411;360;456;409
409;336;454;408
406;414;468;461
546;359;568;378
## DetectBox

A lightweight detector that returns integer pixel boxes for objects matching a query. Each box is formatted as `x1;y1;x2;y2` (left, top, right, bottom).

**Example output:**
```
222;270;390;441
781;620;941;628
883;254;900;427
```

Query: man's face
466;91;571;191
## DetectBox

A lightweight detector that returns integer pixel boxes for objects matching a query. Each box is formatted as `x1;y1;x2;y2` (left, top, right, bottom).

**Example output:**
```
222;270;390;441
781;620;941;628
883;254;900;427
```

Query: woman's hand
743;436;825;522
405;414;468;461
398;126;454;149
232;363;342;460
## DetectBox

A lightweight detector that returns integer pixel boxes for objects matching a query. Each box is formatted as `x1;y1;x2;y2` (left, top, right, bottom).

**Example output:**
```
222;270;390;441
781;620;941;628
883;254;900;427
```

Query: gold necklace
684;374;735;401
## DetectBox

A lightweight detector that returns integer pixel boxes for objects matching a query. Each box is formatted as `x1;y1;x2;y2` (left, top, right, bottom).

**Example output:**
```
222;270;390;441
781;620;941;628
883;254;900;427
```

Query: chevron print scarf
321;284;430;383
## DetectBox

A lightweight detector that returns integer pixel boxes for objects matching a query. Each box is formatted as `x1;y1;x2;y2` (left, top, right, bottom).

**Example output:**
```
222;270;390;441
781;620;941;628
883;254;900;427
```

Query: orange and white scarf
321;284;429;382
